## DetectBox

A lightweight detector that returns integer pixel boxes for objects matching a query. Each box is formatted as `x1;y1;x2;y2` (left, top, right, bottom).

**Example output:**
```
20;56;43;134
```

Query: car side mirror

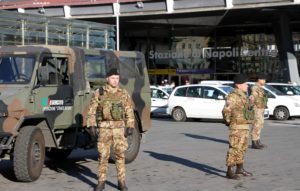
163;95;169;99
287;91;294;95
38;66;49;85
217;95;224;100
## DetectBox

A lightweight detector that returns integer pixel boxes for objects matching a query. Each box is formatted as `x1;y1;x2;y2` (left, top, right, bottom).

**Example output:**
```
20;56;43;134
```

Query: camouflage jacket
86;84;135;129
222;88;250;130
250;83;267;109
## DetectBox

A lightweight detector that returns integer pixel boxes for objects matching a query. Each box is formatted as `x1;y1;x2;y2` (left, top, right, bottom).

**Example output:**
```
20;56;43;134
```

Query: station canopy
0;10;115;50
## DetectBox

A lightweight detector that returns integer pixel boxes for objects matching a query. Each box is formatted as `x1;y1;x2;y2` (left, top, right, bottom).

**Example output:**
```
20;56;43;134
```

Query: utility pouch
111;101;124;120
243;104;255;121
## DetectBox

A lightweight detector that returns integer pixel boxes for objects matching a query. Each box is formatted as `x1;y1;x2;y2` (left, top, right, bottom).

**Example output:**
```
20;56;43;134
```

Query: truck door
32;55;74;129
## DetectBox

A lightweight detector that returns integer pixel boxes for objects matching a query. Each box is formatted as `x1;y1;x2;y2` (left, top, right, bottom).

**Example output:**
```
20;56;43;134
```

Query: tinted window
186;86;202;98
174;87;187;96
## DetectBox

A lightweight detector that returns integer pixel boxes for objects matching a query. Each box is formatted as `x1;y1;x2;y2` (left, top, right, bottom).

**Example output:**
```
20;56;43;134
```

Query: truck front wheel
13;126;45;182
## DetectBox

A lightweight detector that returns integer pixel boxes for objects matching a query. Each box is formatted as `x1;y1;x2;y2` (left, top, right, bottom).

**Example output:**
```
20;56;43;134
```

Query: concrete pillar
273;12;300;84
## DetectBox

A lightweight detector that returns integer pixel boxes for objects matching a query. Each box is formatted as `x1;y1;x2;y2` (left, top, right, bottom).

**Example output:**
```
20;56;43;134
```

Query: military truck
0;45;151;182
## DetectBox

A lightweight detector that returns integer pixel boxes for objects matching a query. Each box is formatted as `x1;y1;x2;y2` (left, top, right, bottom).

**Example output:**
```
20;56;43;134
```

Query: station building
1;0;300;85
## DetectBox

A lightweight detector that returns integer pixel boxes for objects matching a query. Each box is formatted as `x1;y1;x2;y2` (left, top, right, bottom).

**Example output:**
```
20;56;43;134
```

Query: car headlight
294;103;300;107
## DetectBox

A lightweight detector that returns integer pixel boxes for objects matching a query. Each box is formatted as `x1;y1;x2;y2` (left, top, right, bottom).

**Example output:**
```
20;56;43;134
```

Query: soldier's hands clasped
125;128;133;137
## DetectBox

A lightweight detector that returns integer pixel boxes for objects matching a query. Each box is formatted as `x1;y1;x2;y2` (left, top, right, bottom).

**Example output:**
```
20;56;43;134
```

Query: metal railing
0;10;115;50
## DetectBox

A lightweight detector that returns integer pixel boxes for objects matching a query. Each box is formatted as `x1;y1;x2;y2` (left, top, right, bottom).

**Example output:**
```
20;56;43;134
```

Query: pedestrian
86;68;135;191
222;74;253;180
250;73;268;149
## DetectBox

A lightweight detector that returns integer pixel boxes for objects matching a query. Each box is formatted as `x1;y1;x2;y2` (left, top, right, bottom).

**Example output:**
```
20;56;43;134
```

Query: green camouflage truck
0;45;151;182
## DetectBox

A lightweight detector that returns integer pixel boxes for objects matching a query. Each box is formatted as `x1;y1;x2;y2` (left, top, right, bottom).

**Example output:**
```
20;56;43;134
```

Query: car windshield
264;84;285;95
272;85;300;95
219;86;234;94
0;55;36;84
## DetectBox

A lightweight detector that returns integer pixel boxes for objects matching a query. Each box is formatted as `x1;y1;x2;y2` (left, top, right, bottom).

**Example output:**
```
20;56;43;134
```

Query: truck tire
13;126;45;182
172;107;187;122
124;126;140;163
110;126;141;164
46;148;73;160
274;106;289;120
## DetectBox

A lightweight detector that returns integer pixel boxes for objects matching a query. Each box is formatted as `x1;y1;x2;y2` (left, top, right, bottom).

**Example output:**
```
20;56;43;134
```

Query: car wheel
274;106;289;120
172;107;187;122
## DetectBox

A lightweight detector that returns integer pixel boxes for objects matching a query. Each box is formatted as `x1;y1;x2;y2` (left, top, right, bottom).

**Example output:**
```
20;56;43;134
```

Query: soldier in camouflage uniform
250;74;267;149
87;68;135;191
222;74;253;180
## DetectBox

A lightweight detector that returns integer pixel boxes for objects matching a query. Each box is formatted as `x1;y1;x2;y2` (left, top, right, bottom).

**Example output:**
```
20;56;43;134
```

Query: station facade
1;0;300;85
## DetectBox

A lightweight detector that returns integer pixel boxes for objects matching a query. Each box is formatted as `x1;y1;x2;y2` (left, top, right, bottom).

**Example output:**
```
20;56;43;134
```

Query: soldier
250;73;268;149
87;68;135;191
222;74;253;180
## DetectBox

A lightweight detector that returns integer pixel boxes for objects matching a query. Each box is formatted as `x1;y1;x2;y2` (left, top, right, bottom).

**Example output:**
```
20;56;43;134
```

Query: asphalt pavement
1;117;300;191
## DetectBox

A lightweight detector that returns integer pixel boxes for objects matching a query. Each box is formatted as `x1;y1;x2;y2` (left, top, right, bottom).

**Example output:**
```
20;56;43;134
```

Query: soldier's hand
125;128;133;137
87;126;98;143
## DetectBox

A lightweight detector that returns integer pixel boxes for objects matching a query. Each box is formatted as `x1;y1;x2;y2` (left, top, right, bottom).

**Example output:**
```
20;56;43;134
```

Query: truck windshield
0;56;36;84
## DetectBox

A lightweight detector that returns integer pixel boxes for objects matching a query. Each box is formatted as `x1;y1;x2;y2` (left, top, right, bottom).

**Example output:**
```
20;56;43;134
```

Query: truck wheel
110;126;141;164
46;148;73;160
274;106;289;120
124;126;140;163
172;107;187;122
13;126;45;182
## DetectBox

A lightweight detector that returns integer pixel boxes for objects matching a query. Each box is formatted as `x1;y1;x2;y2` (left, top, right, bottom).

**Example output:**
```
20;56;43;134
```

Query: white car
167;84;233;121
201;80;300;120
267;83;300;99
150;86;170;115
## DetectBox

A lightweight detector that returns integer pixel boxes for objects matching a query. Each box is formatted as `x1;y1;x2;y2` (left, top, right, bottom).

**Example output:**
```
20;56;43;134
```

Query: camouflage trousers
251;108;265;141
226;129;249;166
97;128;128;182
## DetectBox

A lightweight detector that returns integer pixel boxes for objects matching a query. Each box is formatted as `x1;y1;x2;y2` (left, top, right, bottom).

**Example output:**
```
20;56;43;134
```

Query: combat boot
226;166;240;180
258;139;266;148
94;181;105;191
251;140;263;149
118;181;128;191
236;163;253;176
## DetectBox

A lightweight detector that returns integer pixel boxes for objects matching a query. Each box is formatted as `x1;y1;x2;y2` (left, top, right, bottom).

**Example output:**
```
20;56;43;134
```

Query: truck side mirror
38;66;49;85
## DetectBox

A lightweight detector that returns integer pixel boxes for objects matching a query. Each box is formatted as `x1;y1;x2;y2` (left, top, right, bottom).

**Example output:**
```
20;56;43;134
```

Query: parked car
267;83;300;99
201;80;300;120
167;84;234;121
150;86;170;115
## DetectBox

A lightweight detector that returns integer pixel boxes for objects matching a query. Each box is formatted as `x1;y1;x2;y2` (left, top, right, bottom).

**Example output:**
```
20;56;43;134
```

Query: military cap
257;73;267;80
106;68;120;77
234;74;248;84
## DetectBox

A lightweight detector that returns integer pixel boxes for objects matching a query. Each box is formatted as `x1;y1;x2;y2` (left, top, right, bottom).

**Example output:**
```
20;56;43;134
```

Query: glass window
85;55;106;79
202;87;224;99
174;87;187;97
186;86;202;98
151;88;167;99
0;55;35;84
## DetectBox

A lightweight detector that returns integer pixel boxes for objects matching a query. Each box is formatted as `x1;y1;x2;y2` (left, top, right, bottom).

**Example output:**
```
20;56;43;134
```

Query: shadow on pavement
144;151;226;178
183;133;229;144
0;160;17;181
45;157;97;187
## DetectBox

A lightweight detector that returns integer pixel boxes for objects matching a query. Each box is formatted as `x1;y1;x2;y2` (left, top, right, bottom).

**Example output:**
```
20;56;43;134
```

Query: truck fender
15;115;58;148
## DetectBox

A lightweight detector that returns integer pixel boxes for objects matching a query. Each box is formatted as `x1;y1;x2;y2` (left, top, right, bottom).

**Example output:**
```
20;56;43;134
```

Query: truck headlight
294;103;300;107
